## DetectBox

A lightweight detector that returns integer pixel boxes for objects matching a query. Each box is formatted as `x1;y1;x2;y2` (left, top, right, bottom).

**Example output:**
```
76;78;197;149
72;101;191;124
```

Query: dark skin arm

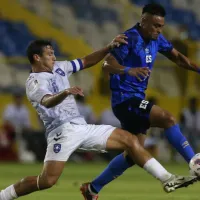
161;48;200;72
103;54;151;81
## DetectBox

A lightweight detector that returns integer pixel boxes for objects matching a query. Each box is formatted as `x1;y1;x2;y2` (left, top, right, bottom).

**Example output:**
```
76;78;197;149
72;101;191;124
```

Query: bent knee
40;176;58;189
164;114;176;128
121;131;139;150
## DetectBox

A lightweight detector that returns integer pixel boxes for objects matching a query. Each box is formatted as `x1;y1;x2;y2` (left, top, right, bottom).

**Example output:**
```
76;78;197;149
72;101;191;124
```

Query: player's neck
31;64;52;73
137;24;150;42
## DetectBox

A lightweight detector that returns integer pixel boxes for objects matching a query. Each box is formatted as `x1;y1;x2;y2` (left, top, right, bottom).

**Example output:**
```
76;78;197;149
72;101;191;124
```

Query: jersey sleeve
110;33;132;64
26;76;52;103
158;34;173;53
55;59;83;77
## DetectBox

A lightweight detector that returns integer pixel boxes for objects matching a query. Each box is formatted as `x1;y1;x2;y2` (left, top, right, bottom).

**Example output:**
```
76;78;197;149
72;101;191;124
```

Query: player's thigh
113;97;154;134
79;124;116;152
44;123;87;162
137;133;147;147
149;105;176;128
123;133;146;155
122;133;146;157
106;128;139;151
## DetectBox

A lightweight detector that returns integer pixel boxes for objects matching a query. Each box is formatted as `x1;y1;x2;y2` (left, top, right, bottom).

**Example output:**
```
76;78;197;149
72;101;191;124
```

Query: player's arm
102;54;150;81
27;77;84;108
41;87;84;108
80;34;128;69
161;48;200;72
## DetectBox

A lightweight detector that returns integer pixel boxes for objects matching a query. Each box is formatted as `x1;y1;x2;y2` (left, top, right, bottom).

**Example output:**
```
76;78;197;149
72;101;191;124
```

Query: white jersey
26;59;87;137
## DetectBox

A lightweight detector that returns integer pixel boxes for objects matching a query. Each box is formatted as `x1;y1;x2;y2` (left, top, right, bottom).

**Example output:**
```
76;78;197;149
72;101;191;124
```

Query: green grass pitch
0;162;199;200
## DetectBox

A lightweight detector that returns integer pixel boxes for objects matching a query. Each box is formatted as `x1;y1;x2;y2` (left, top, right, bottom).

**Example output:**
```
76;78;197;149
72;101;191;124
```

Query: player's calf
0;161;65;200
0;174;58;200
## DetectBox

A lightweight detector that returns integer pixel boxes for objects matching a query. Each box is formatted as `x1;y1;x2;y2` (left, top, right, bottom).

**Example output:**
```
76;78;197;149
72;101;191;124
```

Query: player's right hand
66;86;84;96
127;67;151;81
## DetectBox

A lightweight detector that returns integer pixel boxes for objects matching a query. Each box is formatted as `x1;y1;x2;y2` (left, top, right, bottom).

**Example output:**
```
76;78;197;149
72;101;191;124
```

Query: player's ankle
162;174;173;183
0;185;18;200
89;183;98;195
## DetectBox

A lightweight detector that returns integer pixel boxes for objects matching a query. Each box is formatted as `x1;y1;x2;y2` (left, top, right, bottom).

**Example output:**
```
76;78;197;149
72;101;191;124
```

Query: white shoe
163;175;197;193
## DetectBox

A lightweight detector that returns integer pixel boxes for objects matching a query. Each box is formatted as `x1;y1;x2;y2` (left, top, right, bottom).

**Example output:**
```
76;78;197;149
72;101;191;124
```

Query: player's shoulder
54;60;70;68
53;60;72;73
157;33;168;42
26;73;46;84
25;72;50;94
54;61;65;67
124;25;141;43
125;26;138;34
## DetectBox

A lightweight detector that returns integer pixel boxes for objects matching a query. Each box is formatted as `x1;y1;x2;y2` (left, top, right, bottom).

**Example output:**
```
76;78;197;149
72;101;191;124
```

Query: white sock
0;185;18;200
143;158;172;183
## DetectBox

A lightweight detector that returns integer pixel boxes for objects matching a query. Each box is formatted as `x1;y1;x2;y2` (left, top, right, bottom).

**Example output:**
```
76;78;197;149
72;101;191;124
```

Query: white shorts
44;122;116;162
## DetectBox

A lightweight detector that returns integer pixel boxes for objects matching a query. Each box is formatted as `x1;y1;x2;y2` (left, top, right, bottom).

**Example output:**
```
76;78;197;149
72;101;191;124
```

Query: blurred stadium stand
0;0;200;137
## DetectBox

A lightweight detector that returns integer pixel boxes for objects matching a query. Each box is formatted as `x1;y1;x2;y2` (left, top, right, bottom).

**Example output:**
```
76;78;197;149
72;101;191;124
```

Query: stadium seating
0;19;63;57
0;0;200;97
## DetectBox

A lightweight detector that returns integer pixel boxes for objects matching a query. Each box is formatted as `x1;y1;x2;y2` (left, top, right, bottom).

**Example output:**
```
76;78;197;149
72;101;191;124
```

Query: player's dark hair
142;3;166;17
26;40;53;64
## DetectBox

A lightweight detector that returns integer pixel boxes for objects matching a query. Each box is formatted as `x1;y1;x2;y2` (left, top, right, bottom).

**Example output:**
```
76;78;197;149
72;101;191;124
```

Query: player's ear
33;54;41;62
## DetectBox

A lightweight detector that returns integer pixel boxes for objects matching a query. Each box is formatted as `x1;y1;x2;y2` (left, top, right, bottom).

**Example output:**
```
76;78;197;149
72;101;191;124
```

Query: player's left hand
108;34;128;49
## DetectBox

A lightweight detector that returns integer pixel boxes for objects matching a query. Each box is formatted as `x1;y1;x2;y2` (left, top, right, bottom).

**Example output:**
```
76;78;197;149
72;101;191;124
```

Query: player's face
141;14;165;40
40;45;56;71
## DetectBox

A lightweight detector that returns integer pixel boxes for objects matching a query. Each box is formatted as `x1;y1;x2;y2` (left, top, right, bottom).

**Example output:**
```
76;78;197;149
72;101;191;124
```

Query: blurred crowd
0;91;46;163
1;89;200;163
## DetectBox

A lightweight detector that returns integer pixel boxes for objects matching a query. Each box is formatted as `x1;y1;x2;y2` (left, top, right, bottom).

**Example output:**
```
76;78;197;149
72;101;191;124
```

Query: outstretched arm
102;54;151;82
161;48;200;72
80;34;128;69
41;87;84;108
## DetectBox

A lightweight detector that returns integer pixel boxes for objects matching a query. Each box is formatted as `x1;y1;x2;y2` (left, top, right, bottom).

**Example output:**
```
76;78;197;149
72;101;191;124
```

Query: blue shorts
112;96;154;134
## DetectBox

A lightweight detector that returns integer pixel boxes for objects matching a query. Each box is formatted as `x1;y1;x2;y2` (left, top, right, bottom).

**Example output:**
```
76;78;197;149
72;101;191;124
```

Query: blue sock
91;153;134;193
164;124;195;163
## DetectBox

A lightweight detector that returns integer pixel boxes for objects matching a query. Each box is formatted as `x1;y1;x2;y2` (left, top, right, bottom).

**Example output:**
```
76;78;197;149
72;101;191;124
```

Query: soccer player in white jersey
0;36;197;200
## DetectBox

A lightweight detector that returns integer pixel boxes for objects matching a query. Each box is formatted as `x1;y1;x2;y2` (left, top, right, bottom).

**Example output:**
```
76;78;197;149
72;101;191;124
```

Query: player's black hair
26;40;53;64
142;3;166;17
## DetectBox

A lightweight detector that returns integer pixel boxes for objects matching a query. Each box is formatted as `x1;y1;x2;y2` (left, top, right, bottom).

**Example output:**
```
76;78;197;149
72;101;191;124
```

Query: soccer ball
189;153;200;176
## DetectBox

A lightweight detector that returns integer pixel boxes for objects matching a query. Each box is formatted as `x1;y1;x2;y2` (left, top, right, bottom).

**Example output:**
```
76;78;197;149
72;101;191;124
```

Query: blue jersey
110;23;173;107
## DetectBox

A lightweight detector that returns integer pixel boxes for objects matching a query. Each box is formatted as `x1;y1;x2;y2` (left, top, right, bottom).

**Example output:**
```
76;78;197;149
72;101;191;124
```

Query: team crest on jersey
53;143;61;153
145;48;150;54
55;68;65;76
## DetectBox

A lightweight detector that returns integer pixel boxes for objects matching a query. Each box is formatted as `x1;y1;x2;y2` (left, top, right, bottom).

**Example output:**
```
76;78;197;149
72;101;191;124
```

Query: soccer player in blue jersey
80;3;200;199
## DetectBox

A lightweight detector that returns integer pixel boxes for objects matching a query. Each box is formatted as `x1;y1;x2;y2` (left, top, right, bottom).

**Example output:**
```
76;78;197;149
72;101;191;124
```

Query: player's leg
150;105;195;163
0;161;65;200
0;122;87;200
90;133;146;193
89;150;134;194
81;127;197;199
136;133;147;146
88;99;150;194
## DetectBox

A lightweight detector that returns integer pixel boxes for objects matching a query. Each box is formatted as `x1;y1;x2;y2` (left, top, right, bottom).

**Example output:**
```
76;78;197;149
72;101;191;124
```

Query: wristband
124;67;131;74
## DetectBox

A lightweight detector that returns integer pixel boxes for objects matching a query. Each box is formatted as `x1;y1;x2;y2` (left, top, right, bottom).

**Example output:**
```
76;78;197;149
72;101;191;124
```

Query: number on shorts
139;100;149;109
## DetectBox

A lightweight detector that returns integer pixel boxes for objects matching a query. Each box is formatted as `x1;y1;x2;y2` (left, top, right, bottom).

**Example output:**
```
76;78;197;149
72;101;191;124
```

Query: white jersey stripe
77;59;83;70
73;59;80;72
70;60;76;73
